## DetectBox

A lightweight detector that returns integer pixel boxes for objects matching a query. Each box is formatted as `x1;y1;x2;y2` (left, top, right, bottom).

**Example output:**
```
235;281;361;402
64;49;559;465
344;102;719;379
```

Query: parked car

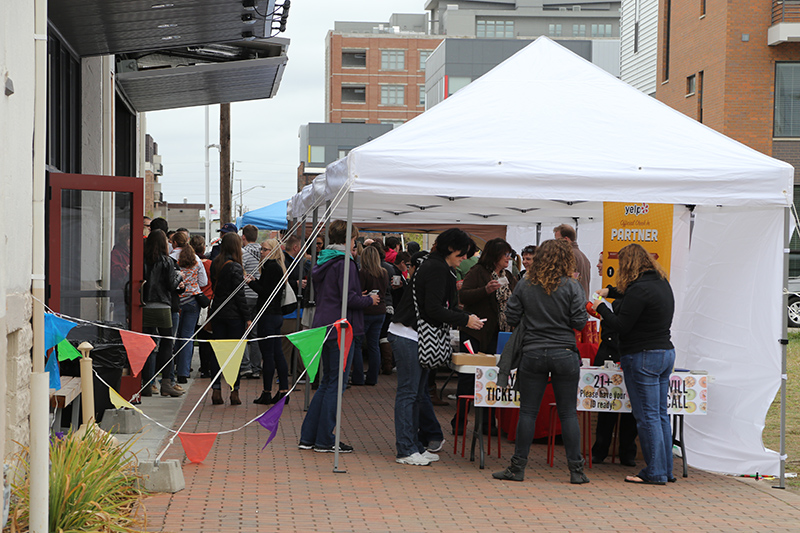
788;277;800;328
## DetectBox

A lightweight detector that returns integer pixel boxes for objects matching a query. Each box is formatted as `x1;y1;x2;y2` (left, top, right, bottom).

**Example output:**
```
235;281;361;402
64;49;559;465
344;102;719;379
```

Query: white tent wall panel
674;206;783;475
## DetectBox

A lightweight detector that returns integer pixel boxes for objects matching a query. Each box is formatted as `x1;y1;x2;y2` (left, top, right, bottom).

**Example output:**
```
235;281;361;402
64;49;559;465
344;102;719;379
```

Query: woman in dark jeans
209;232;251;405
248;238;290;405
493;239;589;484
593;243;675;485
140;229;184;397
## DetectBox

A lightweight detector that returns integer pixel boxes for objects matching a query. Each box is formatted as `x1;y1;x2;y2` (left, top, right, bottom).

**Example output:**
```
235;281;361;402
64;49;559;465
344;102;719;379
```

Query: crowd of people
136;215;676;486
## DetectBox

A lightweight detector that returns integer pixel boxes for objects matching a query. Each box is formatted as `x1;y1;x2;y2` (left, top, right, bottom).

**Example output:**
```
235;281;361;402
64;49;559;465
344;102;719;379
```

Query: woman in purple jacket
298;220;378;453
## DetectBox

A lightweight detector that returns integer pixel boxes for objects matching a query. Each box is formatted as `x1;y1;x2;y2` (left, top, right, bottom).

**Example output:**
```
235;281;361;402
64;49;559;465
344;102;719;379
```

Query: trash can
63;322;127;423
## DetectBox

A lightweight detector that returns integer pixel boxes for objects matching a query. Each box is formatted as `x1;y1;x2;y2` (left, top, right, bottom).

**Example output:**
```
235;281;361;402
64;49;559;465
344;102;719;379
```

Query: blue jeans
390;333;443;457
257;314;286;391
300;336;355;447
175;298;200;379
513;347;583;464
210;318;246;391
351;314;385;385
621;348;675;483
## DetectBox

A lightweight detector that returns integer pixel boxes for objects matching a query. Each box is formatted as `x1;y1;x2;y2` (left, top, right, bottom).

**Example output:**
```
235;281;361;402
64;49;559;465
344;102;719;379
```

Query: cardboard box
451;353;498;366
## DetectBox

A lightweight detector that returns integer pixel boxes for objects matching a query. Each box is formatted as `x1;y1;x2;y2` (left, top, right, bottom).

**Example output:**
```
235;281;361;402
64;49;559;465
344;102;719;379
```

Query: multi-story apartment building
326;14;444;124
426;0;621;39
619;0;659;95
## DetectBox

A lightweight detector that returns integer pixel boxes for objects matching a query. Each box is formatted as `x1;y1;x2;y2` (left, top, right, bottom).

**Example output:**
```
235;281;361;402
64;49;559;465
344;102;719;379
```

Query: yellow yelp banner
602;202;673;288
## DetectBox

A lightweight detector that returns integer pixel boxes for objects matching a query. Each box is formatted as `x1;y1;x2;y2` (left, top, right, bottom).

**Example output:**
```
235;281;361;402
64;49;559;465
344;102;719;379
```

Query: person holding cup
452;238;517;435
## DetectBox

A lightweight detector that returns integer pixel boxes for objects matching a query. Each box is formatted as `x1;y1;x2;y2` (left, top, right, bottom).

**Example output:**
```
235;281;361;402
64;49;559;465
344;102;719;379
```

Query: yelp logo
624;203;649;216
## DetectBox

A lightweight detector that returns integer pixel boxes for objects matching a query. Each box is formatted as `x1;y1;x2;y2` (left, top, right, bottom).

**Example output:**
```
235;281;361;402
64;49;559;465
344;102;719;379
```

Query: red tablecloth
499;341;599;441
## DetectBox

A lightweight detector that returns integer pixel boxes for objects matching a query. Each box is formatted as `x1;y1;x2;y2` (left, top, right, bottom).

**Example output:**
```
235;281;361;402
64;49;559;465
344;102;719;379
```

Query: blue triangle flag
44;314;77;352
46;350;61;390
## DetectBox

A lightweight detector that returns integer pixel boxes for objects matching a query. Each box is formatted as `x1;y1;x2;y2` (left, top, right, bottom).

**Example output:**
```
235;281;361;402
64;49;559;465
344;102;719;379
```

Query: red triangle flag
178;432;218;464
334;319;353;368
119;330;156;377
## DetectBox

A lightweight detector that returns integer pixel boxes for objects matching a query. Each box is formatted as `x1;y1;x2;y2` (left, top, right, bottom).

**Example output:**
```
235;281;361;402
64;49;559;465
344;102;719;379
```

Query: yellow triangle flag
109;387;141;413
209;340;247;390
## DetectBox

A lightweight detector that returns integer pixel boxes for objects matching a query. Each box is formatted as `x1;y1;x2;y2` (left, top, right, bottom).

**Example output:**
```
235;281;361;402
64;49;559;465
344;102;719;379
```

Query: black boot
253;391;272;405
568;459;590;484
492;456;527;481
379;340;394;375
270;391;289;405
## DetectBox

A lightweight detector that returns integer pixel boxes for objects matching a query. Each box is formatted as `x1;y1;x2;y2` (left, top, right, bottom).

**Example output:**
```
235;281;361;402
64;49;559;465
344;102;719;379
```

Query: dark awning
49;0;280;57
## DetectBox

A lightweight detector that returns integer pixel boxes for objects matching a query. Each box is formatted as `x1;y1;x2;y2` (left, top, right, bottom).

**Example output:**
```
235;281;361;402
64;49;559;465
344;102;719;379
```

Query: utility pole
219;103;231;224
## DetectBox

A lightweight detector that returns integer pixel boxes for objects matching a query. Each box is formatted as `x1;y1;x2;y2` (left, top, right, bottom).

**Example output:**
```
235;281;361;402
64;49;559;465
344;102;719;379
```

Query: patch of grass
5;423;148;532
763;330;800;490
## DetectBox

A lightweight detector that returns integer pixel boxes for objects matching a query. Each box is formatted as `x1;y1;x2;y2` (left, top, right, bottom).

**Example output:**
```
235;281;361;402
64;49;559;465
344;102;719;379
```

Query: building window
342;50;366;68
700;0;706;16
338;148;352;159
47;29;82;174
774;63;800;137
697;71;704;123
341;118;367;123
448;76;471;96
476;20;514;38
341;85;366;103
381;85;405;106
380;120;405;127
573;24;586;37
591;24;613;37
309;145;325;164
419;50;431;71
381;50;405;71
663;0;672;82
419;85;426;107
549;24;562;37
686;74;696;96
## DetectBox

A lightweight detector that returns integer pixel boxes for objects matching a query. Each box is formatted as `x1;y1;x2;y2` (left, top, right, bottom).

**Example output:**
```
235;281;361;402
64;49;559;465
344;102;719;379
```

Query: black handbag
194;293;211;308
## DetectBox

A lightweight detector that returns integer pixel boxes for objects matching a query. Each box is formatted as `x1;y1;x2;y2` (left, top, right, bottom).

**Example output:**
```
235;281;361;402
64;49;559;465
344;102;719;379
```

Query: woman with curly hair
493;239;588;484
593;243;675;485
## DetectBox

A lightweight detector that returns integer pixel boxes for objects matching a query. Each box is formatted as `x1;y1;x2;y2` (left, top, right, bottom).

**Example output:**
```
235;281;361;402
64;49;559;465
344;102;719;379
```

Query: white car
788;278;800;328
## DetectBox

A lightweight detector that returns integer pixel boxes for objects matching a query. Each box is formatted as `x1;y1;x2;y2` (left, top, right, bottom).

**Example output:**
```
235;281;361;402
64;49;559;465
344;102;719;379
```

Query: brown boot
380;339;394;375
212;389;223;405
230;390;242;405
430;383;449;406
160;380;185;397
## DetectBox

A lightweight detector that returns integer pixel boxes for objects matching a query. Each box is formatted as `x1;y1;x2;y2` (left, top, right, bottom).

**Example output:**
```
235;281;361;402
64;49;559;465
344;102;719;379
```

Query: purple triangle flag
257;396;287;450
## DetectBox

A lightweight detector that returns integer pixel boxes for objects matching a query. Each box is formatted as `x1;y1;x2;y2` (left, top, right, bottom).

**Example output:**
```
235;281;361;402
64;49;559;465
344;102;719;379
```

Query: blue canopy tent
238;199;289;230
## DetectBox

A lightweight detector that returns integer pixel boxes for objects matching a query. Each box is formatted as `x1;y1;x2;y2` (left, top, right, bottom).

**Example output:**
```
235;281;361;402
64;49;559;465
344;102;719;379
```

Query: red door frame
47;172;144;332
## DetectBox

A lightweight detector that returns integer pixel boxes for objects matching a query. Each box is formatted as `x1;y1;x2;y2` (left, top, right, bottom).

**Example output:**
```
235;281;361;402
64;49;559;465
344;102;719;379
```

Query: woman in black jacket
593;243;675;485
248;238;290;405
141;229;184;397
209;232;251;405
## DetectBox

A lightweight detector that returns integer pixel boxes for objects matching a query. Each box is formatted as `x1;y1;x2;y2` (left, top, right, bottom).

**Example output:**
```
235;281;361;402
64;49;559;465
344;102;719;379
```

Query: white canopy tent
291;37;794;476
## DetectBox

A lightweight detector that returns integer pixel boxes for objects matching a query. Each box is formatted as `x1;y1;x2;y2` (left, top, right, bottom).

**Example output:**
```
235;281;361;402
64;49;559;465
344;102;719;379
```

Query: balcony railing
773;0;800;25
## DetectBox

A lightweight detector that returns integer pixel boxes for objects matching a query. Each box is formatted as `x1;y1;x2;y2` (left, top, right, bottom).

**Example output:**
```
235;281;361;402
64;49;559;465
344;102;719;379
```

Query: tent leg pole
536;223;541;245
775;206;790;489
304;209;319;411
333;191;354;473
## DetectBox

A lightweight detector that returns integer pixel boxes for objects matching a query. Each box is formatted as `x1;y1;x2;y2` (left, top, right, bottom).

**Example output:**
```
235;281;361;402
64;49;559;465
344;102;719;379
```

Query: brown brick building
656;0;800;181
325;30;443;124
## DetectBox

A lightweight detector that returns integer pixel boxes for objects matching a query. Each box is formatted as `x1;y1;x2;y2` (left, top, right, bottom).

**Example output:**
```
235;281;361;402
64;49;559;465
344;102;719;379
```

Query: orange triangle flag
334;319;353;368
178;432;218;464
119;330;156;377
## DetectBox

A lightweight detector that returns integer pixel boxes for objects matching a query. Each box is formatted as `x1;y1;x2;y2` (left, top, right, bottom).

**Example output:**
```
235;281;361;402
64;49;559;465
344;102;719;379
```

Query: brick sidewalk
141;373;800;532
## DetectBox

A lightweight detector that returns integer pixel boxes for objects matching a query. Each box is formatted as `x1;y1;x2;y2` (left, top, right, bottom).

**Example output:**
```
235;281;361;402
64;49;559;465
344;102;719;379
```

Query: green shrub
6;423;148;532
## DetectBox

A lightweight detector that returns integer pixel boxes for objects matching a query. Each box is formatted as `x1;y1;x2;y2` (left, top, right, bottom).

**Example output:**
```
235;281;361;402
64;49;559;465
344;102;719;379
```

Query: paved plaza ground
133;368;800;532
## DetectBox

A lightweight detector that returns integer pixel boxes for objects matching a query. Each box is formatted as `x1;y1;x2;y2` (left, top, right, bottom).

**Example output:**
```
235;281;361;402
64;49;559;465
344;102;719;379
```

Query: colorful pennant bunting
56;339;82;362
258;396;287;450
334;319;353;369
45;351;61;390
178;432;218;464
209;340;247;388
44;313;77;352
287;327;326;382
109;387;141;413
119;330;156;377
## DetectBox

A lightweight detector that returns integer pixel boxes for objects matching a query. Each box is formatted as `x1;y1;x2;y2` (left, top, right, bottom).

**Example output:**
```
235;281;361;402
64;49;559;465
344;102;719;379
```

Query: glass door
47;173;144;332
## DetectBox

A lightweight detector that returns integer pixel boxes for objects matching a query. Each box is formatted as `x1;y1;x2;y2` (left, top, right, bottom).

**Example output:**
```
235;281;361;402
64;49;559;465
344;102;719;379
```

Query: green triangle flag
57;339;82;362
287;327;326;382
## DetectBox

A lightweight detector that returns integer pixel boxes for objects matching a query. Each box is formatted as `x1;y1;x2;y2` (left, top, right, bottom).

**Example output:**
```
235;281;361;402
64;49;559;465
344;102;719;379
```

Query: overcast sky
145;0;424;215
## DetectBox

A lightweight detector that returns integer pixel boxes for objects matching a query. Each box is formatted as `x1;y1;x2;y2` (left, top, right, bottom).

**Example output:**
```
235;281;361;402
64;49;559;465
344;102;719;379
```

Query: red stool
454;395;474;457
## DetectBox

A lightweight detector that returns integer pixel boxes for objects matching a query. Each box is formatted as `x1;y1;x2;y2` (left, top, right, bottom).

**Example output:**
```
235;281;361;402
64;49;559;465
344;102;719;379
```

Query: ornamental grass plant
5;422;148;532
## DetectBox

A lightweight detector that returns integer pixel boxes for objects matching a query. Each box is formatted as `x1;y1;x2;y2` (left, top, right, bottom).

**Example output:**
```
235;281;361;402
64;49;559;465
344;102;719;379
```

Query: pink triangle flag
178;432;218;464
119;330;156;377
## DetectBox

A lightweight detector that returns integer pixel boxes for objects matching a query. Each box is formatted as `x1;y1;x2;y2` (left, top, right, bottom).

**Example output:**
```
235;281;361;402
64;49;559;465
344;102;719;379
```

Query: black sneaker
313;442;354;453
298;441;314;450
